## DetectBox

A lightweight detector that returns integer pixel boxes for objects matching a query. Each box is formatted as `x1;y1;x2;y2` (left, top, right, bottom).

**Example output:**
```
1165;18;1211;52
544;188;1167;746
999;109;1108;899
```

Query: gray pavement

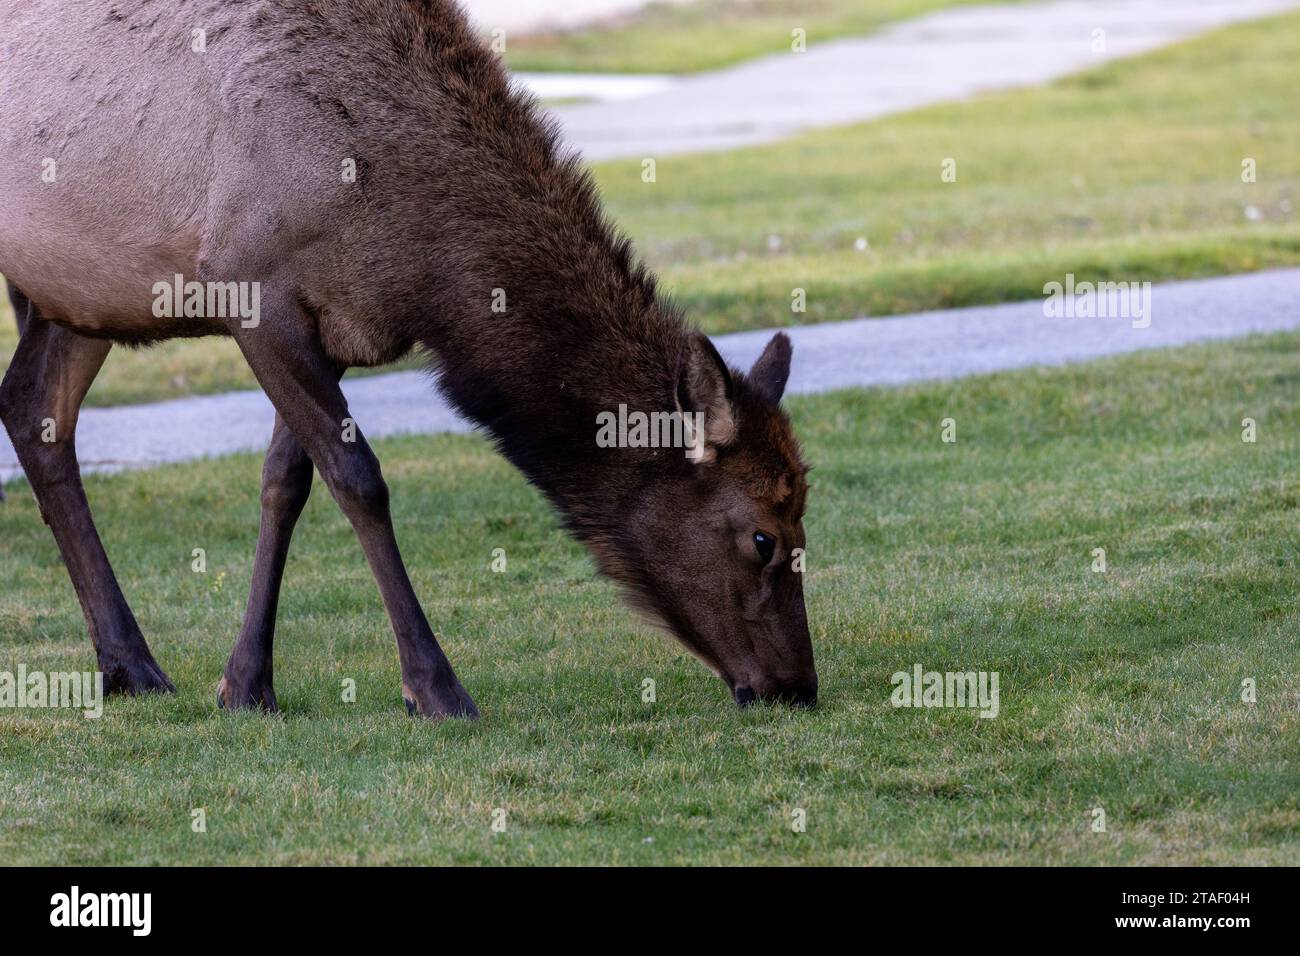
548;0;1300;160
3;269;1297;484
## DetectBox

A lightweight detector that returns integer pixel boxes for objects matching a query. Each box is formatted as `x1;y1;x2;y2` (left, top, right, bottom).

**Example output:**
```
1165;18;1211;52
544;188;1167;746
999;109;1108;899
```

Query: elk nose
786;674;818;708
733;675;818;708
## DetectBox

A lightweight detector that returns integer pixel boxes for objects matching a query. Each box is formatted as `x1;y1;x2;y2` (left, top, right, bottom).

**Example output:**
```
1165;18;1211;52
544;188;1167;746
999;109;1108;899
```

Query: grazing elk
0;0;816;716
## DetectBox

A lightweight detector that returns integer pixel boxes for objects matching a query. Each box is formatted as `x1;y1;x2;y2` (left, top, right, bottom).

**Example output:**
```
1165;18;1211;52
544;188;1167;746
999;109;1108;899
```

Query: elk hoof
402;680;480;720
99;654;176;696
216;675;279;713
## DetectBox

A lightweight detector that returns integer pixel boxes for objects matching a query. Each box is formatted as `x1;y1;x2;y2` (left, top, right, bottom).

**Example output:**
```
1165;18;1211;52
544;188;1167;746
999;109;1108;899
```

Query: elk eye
753;531;776;565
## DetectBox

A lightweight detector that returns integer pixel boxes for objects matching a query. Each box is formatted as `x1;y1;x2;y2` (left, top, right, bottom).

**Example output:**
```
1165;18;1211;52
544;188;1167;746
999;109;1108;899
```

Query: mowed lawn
1;332;1297;865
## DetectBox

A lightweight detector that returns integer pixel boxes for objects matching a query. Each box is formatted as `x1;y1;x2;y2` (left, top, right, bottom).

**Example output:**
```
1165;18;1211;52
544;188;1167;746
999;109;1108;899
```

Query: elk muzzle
733;670;818;709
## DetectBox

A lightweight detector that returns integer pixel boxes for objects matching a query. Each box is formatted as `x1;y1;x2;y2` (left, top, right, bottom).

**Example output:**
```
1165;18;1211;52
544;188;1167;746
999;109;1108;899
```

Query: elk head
597;331;816;707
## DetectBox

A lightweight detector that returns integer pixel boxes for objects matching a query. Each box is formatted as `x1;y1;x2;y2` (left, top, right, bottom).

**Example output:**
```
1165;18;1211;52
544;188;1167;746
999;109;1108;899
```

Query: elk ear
676;331;736;463
749;332;792;405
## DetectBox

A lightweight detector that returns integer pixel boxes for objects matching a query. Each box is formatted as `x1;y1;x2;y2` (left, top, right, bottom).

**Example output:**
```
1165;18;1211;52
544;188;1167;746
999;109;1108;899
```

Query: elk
0;0;816;717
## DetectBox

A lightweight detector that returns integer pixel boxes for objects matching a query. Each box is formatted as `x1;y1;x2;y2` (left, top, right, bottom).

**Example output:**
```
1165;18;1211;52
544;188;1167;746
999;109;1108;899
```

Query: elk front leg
1;281;32;504
228;295;477;719
6;280;30;339
217;414;318;712
0;312;173;694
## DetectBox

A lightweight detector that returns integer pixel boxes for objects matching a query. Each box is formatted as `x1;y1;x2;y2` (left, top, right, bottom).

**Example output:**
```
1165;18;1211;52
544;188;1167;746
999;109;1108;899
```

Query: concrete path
547;0;1300;161
516;72;676;104
3;269;1297;484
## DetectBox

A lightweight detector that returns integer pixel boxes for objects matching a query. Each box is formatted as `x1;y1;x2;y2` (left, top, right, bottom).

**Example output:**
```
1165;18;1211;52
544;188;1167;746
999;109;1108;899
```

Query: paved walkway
3;269;1297;483
516;72;676;104
548;0;1300;160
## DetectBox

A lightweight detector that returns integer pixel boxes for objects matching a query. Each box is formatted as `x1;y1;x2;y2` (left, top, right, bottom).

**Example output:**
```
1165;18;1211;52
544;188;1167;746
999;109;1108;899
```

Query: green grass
505;0;1032;74
2;332;1297;865
4;13;1298;406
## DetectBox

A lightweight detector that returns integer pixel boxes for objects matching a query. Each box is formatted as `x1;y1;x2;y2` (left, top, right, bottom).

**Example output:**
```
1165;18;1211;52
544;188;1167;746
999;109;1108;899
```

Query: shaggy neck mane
389;2;691;542
424;206;689;545
419;145;690;534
